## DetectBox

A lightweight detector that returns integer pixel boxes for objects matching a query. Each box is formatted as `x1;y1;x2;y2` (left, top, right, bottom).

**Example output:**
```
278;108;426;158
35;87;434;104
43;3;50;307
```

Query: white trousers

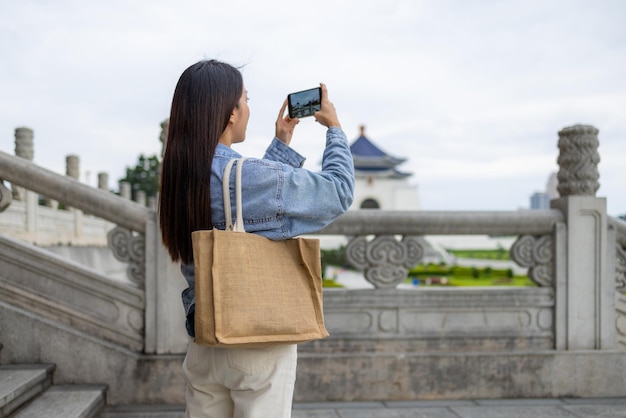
182;341;297;418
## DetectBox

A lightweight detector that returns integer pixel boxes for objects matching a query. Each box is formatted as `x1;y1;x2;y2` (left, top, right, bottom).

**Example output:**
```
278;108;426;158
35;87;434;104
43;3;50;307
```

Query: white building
350;126;420;210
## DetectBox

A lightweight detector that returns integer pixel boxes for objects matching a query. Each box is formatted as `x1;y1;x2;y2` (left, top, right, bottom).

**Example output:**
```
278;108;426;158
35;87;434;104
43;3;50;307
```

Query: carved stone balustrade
326;210;564;290
0;150;149;233
345;235;427;288
510;234;555;287
108;226;146;286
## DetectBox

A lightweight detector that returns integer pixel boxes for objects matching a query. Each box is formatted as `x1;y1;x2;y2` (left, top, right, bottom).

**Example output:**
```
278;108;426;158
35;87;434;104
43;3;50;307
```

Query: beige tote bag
192;158;329;347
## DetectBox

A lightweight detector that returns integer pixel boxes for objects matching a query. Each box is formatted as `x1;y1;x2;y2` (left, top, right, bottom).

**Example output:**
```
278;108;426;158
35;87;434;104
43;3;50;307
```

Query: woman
159;60;354;418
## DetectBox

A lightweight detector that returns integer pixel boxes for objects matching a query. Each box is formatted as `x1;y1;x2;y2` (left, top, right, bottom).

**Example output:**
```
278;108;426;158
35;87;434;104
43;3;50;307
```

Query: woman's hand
314;83;341;129
275;99;299;145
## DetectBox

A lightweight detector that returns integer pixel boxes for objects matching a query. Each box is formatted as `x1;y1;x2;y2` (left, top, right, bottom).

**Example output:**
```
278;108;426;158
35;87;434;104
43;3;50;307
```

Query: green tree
321;246;346;278
119;153;160;200
472;267;480;279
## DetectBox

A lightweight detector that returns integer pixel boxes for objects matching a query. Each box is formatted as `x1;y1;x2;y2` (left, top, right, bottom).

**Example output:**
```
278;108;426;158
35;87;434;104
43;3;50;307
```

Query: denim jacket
181;126;355;336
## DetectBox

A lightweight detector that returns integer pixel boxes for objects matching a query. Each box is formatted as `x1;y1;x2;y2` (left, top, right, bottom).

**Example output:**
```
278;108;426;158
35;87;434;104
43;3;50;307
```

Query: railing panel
0;151;149;233
319;210;564;236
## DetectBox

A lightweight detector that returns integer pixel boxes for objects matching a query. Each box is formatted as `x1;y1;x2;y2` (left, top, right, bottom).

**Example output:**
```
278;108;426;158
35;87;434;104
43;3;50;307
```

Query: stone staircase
0;234;186;416
0;363;105;418
0;361;184;418
100;405;183;418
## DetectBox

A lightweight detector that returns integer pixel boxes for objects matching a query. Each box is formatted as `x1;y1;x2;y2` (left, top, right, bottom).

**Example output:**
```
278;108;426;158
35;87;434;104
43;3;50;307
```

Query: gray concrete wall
295;350;626;401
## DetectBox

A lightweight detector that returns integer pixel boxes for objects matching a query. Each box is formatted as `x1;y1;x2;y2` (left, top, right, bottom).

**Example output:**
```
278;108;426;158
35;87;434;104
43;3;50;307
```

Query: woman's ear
229;106;240;124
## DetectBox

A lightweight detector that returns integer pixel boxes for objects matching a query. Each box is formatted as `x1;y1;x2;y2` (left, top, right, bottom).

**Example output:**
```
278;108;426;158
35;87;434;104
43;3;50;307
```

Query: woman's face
231;88;250;144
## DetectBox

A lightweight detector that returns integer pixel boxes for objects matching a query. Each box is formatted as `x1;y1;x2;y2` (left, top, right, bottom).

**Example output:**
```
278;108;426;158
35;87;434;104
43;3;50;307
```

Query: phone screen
287;87;321;119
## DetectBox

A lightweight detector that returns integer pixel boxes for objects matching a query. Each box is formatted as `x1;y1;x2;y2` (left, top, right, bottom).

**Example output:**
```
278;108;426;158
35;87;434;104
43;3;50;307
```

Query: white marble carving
345;235;426;288
108;226;145;285
617;243;626;292
510;235;554;287
556;124;600;197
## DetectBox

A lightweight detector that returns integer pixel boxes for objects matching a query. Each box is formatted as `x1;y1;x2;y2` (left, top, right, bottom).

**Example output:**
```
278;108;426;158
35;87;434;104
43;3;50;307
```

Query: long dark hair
159;60;243;263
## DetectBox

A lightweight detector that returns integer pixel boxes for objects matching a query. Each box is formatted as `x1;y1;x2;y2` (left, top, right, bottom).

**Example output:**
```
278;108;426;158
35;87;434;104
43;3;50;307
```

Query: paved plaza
293;397;626;417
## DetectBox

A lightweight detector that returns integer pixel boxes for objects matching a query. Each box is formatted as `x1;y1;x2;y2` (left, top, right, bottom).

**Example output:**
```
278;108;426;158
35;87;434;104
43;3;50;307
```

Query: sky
1;0;624;216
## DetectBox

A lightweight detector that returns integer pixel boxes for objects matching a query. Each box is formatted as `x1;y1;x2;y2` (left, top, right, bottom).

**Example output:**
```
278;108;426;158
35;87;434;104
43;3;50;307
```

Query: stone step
100;404;184;418
0;364;54;417
11;385;106;418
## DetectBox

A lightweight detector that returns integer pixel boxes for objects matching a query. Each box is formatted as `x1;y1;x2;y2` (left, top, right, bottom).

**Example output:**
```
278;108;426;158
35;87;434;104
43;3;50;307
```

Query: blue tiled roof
349;127;411;177
350;136;406;168
350;136;387;157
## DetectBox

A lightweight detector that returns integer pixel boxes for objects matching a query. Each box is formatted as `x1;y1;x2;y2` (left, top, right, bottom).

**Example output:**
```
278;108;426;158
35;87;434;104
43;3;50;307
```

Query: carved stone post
12;127;34;201
119;182;131;200
66;155;80;180
551;124;614;349
98;172;109;191
135;190;146;207
13;128;38;235
65;154;82;238
556;125;600;196
144;212;188;354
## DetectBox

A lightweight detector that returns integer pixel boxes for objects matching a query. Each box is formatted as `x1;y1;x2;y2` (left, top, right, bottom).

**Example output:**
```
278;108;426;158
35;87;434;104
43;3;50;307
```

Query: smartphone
287;87;322;119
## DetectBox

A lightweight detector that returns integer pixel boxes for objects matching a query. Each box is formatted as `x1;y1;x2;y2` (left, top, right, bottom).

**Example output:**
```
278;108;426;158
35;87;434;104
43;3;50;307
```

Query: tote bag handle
222;158;248;233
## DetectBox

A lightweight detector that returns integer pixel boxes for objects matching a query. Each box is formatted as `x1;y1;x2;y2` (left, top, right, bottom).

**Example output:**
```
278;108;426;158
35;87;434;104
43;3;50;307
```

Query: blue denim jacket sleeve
180;127;354;337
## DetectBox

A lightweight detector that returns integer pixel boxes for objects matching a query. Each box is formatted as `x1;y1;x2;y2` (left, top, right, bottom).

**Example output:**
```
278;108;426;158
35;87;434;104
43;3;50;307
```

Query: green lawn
408;275;535;287
447;248;510;260
407;262;534;287
321;248;535;288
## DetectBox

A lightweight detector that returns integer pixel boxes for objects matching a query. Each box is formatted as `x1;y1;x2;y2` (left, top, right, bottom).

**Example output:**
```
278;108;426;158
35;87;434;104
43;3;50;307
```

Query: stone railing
317;124;622;353
320;210;563;288
0;127;156;247
0;147;182;354
1;123;624;355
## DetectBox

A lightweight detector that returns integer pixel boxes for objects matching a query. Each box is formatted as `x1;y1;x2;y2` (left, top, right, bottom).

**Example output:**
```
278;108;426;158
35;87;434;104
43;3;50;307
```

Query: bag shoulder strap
222;158;248;232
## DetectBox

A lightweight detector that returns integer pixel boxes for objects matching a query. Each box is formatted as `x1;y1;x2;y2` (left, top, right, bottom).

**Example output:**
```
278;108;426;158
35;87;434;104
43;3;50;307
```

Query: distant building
529;172;559;210
530;192;550;210
349;126;420;210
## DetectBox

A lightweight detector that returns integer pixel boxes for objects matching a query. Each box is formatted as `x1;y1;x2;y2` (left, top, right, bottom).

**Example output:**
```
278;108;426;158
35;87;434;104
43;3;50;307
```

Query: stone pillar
551;124;614;350
144;212;188;354
12;127;39;234
63;155;80;213
119;181;131;200
147;196;157;210
135;190;146;207
98;172;109;191
556;125;600;197
66;155;80;180
12;127;34;201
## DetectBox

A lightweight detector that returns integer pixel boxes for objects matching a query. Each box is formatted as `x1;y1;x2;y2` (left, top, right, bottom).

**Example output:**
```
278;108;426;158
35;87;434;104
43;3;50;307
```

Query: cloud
0;0;625;216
